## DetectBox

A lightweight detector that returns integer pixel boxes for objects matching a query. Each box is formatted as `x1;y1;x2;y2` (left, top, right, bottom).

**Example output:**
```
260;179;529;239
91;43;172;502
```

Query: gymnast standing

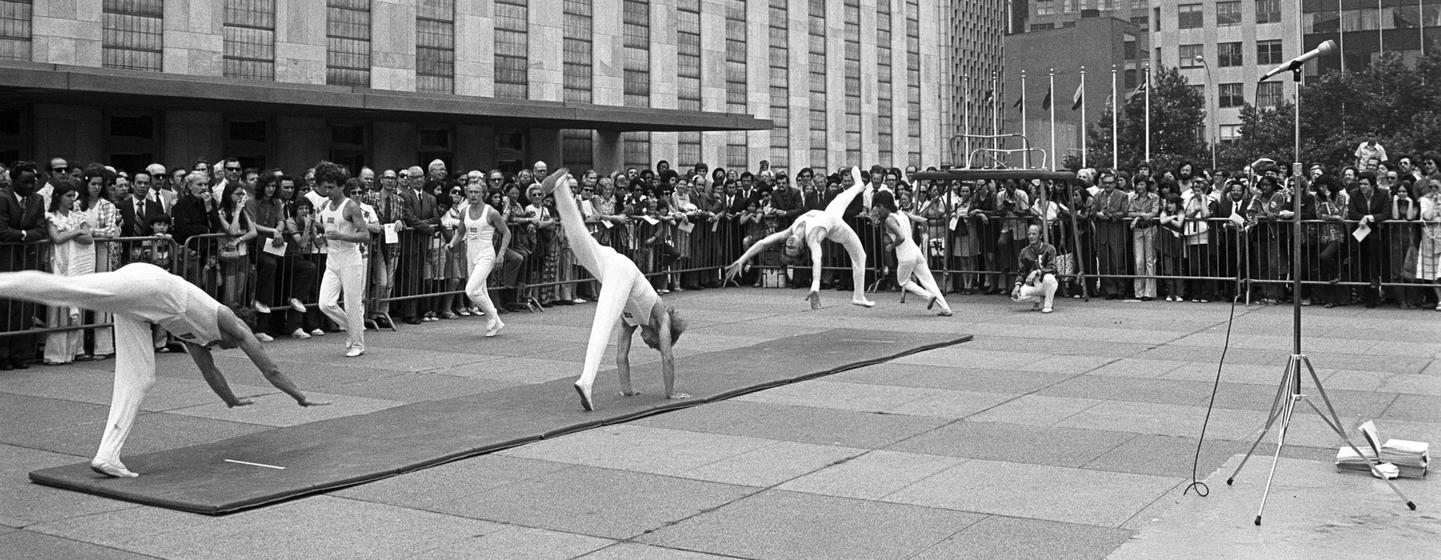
725;167;876;310
0;263;327;477
539;170;688;412
869;190;953;316
449;182;510;337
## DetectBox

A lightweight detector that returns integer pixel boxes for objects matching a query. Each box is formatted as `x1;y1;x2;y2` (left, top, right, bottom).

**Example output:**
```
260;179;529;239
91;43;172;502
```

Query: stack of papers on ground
1334;421;1429;479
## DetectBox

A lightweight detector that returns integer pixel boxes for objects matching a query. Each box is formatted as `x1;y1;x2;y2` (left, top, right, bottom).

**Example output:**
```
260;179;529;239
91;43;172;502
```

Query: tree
1217;101;1294;171
1297;50;1441;167
1086;66;1209;174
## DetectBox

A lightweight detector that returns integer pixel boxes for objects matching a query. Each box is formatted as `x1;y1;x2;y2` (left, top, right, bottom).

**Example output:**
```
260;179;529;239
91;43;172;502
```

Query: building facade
0;0;962;176
1300;0;1441;74
946;0;1008;167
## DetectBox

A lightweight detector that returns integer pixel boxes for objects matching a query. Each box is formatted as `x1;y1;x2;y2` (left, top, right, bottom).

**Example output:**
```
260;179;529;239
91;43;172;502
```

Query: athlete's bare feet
574;381;594;412
667;392;691;400
851;297;876;308
90;459;138;478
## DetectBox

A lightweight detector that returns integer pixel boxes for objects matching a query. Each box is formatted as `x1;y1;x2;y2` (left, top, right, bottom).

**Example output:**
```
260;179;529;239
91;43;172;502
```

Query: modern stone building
0;0;978;176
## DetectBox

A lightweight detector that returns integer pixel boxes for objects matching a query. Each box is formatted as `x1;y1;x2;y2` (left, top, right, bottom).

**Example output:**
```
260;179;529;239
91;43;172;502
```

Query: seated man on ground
1012;224;1058;313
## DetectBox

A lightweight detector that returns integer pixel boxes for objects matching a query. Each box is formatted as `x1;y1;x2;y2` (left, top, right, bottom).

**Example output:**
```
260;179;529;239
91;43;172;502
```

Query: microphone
1259;40;1337;82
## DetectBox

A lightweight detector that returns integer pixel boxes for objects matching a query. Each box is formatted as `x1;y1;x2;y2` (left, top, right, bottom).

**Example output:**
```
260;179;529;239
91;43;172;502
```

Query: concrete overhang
0;62;771;132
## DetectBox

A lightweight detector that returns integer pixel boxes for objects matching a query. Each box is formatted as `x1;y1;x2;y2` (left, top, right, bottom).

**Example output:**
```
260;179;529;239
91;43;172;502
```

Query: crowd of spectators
1;144;1439;369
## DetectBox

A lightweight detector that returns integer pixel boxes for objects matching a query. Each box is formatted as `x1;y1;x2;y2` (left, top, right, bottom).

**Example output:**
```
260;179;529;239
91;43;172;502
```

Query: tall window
0;0;32;61
768;0;789;170
1216;1;1242;26
1257;40;1282;65
417;0;454;93
1123;34;1137;60
1256;82;1283;109
1179;44;1203;68
676;0;701;112
725;0;746;168
807;0;827;168
876;0;893;165
494;0;528;98
905;0;921;166
562;129;594;171
562;0;592;103
1255;0;1280;24
677;0;701;165
623;132;651;170
103;0;163;72
224;0;276;80
1219;83;1244;108
1130;15;1149;31
1177;4;1202;29
843;0;861;164
622;0;649;107
326;0;370;86
1217;42;1242;67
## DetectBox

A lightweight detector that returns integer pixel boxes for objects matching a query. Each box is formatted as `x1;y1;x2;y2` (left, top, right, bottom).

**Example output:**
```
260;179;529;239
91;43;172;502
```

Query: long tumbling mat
30;328;970;514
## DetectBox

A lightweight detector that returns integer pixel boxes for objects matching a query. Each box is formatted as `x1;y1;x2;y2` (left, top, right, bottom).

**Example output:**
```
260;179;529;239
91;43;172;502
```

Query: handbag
218;239;248;262
1054;252;1075;277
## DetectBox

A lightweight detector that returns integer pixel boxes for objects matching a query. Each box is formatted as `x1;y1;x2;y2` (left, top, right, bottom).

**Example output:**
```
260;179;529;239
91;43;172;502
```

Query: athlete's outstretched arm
723;228;792;283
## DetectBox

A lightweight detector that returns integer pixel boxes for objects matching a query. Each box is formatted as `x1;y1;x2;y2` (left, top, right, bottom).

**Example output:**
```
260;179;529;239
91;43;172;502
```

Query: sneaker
255;332;274;342
484;319;505;337
1041;307;1054;313
310;328;326;336
291;328;311;340
572;299;587;304
253;301;272;314
289;298;307;313
456;308;471;317
345;346;365;358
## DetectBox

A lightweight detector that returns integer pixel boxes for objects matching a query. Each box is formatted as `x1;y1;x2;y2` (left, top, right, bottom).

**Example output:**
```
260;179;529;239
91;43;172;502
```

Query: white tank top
320;198;362;259
462;203;495;247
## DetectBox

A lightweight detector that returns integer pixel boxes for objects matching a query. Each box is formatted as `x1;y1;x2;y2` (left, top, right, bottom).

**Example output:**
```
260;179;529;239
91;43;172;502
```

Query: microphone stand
1224;66;1416;525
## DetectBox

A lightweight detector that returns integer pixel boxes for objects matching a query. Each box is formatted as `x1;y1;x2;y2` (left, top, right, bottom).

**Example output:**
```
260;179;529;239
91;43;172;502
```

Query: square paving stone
681;441;865;487
888;421;1134;467
0;530;160;560
883;459;1183;528
1055;401;1260;442
1086;358;1188;379
4;394;269;458
885;390;1017;419
427;466;757;539
499;425;775;477
965;394;1104;426
910;516;1134;560
638;490;986;560
408;526;612;560
0;444;136;527
1081;434;1249;478
332;455;572;511
887;367;1074;394
579;543;736;560
631;401;951;449
30;495;507;560
1381;394;1441;423
778;450;966;500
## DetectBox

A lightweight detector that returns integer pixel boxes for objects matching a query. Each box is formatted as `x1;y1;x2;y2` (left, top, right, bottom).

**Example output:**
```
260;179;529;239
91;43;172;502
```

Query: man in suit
1347;172;1391;308
118;170;166;238
1089;170;1130;299
0;161;48;370
397;165;438;323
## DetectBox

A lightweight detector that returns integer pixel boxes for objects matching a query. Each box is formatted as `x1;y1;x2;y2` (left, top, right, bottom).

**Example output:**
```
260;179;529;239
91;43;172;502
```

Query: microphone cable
1184;269;1244;498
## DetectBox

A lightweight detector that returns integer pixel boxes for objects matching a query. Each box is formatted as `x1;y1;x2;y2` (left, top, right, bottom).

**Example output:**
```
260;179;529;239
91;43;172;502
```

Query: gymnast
539;170;688;412
448;182;510;337
0;263;328;477
869;190;953;316
725;166;876;310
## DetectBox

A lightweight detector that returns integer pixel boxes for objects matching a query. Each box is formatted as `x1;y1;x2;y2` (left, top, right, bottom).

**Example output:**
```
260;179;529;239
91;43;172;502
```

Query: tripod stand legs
1228;355;1417;526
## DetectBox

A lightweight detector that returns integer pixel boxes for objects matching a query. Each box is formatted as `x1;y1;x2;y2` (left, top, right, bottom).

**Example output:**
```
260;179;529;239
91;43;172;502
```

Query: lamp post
1195;54;1218;172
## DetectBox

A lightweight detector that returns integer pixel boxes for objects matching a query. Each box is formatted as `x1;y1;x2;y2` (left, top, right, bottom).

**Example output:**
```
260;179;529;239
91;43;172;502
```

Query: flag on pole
1126;81;1147;102
983;90;994;105
1071;80;1084;111
1040;87;1051;111
1012;95;1023;109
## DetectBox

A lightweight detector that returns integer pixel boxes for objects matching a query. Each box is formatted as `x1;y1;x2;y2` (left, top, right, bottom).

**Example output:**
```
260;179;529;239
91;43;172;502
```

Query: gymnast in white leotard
0;263;327;478
540;170;688;412
870;190;953;316
449;183;510;337
724;166;876;310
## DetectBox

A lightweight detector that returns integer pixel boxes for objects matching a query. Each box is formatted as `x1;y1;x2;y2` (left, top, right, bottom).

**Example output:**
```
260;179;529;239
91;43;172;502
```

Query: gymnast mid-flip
869;190;953;317
0;263;328;477
540;169;688;412
725;166;876;310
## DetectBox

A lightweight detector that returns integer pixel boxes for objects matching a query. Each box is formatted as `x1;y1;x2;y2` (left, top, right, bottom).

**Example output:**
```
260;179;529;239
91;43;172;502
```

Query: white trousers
1017;274;1059;309
319;254;365;349
896;249;952;314
464;247;499;321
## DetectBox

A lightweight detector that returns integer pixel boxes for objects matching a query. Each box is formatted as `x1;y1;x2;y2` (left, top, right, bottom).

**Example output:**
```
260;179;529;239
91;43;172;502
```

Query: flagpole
1111;64;1118;170
992;71;1000;158
963;74;971;166
1144;64;1151;163
1080;66;1087;169
1049;68;1056;171
1338;0;1346;73
1021;70;1028;168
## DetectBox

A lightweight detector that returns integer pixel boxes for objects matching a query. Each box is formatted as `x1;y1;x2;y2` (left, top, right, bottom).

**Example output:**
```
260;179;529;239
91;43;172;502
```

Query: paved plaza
2;287;1438;559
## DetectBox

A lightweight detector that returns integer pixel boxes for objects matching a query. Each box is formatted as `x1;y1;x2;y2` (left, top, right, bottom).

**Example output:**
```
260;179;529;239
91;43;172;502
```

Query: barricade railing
1;236;169;346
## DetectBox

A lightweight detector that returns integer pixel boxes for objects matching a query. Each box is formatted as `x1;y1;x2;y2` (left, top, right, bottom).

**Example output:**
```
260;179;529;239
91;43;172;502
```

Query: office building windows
877;0;893;164
562;130;594;171
224;0;276;80
1256;82;1283;109
1255;0;1280;24
326;0;370;86
1256;39;1282;65
103;0;164;72
906;0;921;166
808;0;826;168
1180;44;1203;68
622;0;649;107
725;0;747;168
1217;42;1242;67
494;0;528;98
769;0;789;169
1216;1;1242;26
1219;83;1244;108
417;0;455;93
623;132;651;170
0;0;30;61
844;0;861;164
677;0;701;113
562;0;592;103
1177;4;1202;29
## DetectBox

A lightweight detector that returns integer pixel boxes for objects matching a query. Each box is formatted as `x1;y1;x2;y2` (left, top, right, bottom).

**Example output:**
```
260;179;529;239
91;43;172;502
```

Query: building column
30;1;101;66
275;0;328;85
163;0;224;77
371;0;418;92
454;0;494;97
593;130;623;175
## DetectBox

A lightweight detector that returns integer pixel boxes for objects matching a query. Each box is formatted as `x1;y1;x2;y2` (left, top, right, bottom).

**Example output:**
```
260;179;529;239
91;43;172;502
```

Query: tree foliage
1217;101;1294;171
1297;50;1441;167
1086;66;1209;173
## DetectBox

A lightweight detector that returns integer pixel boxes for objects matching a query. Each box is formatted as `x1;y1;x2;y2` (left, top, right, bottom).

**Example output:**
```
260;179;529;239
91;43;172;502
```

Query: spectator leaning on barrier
1349;172;1391;308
